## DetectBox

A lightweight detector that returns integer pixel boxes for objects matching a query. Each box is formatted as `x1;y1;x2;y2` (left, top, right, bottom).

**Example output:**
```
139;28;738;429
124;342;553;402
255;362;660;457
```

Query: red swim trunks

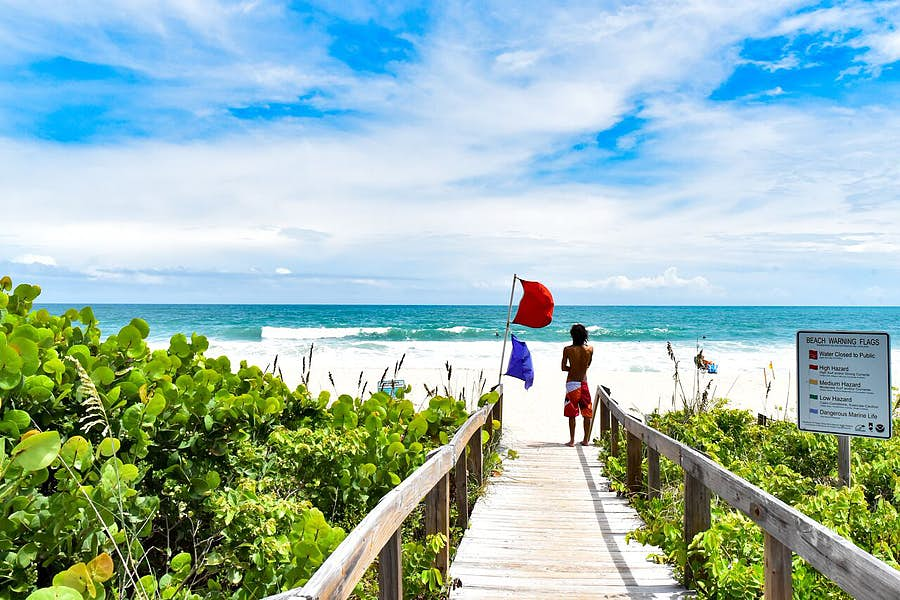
564;381;592;418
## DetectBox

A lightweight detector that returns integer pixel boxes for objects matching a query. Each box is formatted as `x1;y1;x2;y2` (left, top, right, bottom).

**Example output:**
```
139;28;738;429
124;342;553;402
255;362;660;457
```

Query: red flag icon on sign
809;350;818;359
512;279;554;328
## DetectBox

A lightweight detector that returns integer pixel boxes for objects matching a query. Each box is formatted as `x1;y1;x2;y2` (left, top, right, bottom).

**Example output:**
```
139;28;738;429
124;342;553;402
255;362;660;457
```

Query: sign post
797;331;892;487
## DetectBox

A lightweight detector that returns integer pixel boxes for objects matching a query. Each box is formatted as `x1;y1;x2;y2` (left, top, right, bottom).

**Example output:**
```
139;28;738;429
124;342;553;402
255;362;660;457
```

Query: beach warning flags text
505;335;534;389
512;279;554;328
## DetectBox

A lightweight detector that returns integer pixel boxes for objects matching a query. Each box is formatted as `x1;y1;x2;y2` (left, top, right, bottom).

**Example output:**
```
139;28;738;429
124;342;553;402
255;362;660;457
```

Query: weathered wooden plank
425;472;450;576
599;388;610;435
467;425;483;488
764;531;791;600
683;471;711;587
450;430;686;598
838;435;851;487
626;431;642;495
454;451;468;530
377;530;402;600
610;413;619;456
448;404;490;463
647;447;661;500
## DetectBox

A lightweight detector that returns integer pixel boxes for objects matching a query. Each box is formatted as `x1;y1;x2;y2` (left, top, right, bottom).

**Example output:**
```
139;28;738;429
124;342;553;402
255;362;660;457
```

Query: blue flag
505;334;534;389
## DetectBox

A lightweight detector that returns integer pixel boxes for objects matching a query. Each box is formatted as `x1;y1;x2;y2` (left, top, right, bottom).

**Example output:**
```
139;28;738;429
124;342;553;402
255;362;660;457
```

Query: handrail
596;385;900;600
267;387;503;600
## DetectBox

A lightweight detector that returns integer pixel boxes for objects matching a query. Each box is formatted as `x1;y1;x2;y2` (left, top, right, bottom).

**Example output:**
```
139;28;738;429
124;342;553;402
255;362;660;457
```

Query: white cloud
12;254;57;266
2;1;900;303
566;268;715;292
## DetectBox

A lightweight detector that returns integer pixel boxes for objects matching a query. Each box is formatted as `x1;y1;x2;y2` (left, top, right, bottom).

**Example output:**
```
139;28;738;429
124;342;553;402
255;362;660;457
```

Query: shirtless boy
561;323;593;447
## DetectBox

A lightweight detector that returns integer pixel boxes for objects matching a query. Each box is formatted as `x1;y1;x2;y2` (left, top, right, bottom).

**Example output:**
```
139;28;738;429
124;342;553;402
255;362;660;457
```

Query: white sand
211;339;801;444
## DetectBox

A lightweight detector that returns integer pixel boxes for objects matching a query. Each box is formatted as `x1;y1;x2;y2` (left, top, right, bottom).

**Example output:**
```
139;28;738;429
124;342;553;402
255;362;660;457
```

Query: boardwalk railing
596;385;900;600
267;387;503;600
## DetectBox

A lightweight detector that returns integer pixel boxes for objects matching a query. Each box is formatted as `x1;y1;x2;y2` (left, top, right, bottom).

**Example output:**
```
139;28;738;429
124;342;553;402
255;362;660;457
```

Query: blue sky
1;0;899;304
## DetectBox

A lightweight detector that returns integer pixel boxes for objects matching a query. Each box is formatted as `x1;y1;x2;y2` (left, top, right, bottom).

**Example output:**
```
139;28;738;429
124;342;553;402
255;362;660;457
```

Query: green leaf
170;552;191;574
122;405;144;432
26;587;84;600
0;368;23;390
87;552;114;582
98;437;120;457
117;325;145;359
119;463;139;482
408;415;428;441
12;430;61;472
14;283;41;302
79;306;96;326
129;318;150;339
8;336;39;375
4;409;31;430
91;366;115;386
386;441;405;458
60;436;93;471
66;345;92;368
42;357;67;380
138;575;157;596
190;333;209;353
17;542;38;567
169;334;191;358
144;393;166;418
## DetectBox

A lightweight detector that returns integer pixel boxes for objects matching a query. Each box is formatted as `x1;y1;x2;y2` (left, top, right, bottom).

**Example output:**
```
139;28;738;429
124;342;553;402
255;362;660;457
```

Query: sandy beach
209;338;803;445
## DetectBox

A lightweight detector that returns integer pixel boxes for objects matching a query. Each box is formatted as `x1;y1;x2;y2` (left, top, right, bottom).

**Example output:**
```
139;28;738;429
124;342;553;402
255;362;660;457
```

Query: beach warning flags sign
512;279;554;328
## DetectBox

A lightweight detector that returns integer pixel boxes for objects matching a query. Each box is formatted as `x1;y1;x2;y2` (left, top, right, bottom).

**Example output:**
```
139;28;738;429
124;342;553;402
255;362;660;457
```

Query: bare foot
580;441;591;446
564;441;575;447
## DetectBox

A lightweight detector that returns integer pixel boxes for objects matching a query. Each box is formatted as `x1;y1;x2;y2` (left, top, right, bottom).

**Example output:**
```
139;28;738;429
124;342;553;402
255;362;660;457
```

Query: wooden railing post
647;447;661;499
610;414;619;456
377;530;402;600
485;410;494;446
838;435;851;487
764;532;792;599
468;425;483;488
454;450;468;529
683;471;711;586
599;398;610;436
492;395;502;431
626;431;642;495
425;472;450;576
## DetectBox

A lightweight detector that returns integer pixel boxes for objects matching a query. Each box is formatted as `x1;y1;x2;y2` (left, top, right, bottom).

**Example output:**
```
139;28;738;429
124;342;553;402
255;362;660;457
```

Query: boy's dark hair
570;323;588;346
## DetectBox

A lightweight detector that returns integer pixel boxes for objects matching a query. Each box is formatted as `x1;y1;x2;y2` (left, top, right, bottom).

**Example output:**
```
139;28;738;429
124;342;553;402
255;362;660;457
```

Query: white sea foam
585;325;609;334
437;326;479;334
261;326;391;339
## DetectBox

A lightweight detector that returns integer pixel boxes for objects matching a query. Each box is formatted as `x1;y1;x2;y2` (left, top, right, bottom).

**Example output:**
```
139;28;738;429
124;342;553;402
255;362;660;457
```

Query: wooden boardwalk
449;440;691;599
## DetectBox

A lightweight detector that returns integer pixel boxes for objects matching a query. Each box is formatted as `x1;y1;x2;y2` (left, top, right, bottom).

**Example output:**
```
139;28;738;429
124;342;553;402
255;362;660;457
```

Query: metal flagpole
498;274;518;386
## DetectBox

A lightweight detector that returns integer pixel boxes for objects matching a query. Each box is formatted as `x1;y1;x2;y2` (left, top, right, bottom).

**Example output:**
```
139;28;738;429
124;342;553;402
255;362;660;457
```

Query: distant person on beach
561;323;593;447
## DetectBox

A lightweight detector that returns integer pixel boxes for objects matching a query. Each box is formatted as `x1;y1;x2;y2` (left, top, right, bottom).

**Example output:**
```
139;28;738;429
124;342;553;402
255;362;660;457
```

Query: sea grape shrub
603;405;900;599
0;278;479;600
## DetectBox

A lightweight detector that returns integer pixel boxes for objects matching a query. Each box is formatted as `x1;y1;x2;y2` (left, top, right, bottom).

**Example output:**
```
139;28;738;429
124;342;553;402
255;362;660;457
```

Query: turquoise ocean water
37;304;900;347
33;304;899;378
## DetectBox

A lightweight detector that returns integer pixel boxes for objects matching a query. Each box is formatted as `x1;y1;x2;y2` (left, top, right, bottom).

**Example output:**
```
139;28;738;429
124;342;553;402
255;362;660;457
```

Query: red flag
512;279;554;328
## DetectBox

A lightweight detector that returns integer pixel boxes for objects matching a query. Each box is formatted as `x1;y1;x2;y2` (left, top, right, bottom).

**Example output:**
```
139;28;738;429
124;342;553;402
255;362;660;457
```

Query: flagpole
498;273;517;386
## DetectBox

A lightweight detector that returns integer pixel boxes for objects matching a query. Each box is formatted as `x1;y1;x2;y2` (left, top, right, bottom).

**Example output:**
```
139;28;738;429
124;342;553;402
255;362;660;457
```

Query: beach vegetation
600;405;900;598
0;278;488;600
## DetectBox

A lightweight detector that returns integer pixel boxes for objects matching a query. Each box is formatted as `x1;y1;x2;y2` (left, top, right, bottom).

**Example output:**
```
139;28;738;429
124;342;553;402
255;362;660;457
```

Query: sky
1;0;899;305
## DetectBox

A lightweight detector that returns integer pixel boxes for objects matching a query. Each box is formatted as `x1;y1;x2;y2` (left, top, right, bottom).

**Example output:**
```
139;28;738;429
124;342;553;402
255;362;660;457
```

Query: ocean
37;304;900;379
